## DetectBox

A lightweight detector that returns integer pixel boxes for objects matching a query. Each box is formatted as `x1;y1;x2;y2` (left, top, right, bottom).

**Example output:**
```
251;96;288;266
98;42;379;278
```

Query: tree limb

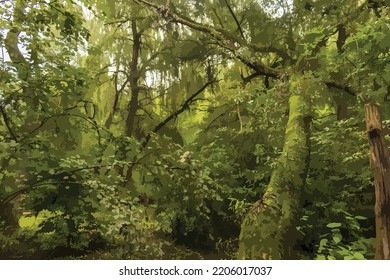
0;105;18;142
325;82;356;97
223;0;245;41
141;80;214;148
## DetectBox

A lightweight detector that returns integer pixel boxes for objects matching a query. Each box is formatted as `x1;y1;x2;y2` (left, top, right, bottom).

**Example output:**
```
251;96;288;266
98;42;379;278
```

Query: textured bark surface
238;79;312;259
364;103;390;260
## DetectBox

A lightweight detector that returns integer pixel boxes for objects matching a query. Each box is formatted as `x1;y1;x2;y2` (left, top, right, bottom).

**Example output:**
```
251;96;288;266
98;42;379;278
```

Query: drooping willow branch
133;0;282;78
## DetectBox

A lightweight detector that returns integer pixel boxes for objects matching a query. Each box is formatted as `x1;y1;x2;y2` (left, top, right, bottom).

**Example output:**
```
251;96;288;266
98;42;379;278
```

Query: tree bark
4;0;30;81
0;201;19;231
126;20;141;138
123;20;141;182
364;103;390;260
238;78;312;259
337;101;348;120
1;0;28;230
105;64;130;129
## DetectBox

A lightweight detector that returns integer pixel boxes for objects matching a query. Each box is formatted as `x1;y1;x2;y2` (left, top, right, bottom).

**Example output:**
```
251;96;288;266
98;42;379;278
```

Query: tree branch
141;80;214;148
223;0;245;41
133;0;281;78
0;105;18;142
325;82;356;97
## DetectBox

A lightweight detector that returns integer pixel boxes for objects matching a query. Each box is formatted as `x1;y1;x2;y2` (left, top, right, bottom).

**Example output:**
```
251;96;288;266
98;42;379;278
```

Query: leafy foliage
0;0;389;259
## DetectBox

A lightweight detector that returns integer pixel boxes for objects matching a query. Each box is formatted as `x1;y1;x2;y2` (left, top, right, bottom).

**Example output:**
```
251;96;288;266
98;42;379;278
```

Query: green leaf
355;216;367;220
353;252;365;260
327;223;342;228
332;233;342;244
379;33;390;49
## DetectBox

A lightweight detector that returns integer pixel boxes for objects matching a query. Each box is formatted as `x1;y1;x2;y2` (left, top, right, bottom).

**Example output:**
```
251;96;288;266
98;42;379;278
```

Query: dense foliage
0;0;389;259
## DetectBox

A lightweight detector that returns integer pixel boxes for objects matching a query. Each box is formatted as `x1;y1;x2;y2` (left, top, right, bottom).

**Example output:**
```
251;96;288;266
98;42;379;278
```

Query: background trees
0;0;389;259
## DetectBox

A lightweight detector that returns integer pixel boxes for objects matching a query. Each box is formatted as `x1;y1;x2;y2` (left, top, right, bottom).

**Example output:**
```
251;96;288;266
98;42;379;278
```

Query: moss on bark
238;79;312;259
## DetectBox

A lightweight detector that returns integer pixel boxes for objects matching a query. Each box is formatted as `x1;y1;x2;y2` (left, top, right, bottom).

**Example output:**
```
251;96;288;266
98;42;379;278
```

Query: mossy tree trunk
364;103;390;260
238;78;312;259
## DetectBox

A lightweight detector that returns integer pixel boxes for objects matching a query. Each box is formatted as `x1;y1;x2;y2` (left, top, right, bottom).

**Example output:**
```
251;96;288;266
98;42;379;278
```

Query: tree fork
364;103;390;260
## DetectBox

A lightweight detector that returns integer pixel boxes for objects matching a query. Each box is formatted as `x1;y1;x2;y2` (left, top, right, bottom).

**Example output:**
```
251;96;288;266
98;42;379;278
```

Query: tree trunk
126;20;141;138
364;103;390;260
0;200;20;232
4;0;30;81
337;101;348;120
123;20;141;182
238;79;312;259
